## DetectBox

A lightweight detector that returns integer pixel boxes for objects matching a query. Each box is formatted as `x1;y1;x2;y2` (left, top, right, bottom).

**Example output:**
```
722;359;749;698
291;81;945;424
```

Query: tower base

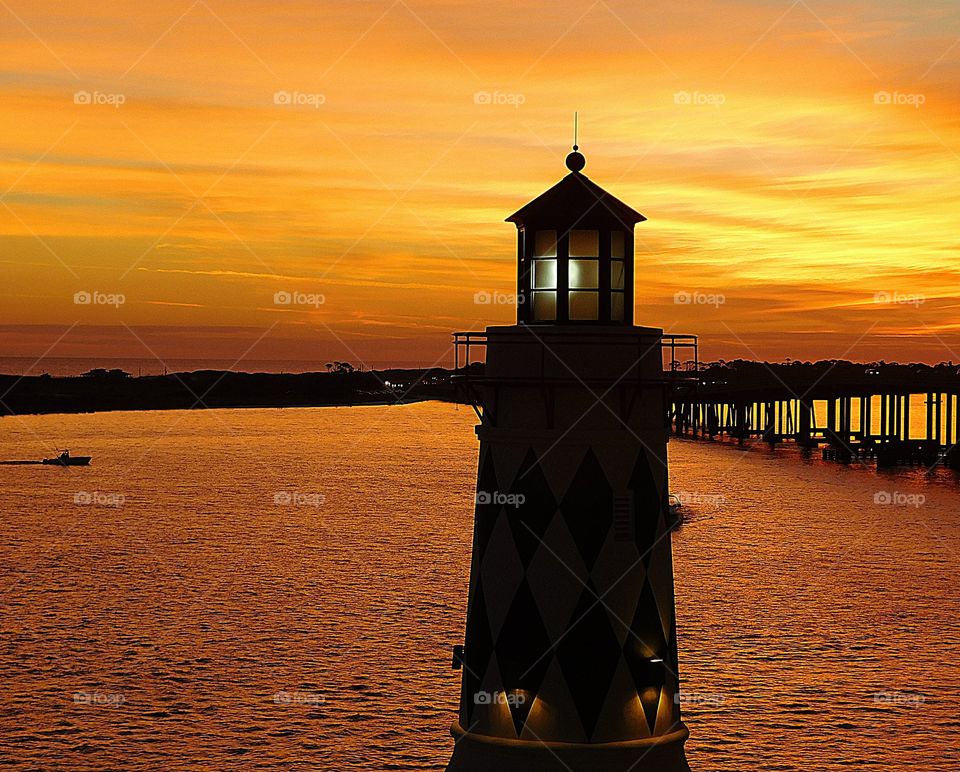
446;722;691;772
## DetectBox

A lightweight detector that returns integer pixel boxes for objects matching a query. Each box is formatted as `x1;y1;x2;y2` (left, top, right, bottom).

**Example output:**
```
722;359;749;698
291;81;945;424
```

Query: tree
82;368;130;379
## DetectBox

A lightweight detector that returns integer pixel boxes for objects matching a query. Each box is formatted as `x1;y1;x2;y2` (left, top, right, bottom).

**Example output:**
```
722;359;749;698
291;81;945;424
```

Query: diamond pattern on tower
522;656;588;742
627;579;669;663
555;580;623;740
630;448;662;564
645;525;677;642
640;684;662;736
463;439;681;743
462;582;493;726
474;447;501;559
505;689;535;737
559;449;614;571
480;509;526;640
592;557;646;648
493;576;553;736
525;516;586;641
591;657;649;742
624;578;670;735
506;449;557;568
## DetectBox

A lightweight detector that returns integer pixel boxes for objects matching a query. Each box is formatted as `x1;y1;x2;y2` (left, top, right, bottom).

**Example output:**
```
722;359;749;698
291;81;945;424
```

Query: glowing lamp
507;147;645;325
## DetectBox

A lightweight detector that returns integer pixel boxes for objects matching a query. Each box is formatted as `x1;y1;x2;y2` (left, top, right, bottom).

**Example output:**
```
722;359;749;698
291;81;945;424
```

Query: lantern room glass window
534;230;557;257
611;260;625;290
611;231;625;259
610;292;625;321
532;291;557;320
569;291;599;320
531;230;557;319
570;259;598;289
531;260;557;318
611;231;627;322
533;259;557;289
569;229;598;257
568;231;600;320
523;227;630;323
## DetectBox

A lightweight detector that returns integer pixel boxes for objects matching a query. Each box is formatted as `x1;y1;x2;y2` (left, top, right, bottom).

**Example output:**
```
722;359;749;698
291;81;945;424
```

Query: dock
670;363;960;469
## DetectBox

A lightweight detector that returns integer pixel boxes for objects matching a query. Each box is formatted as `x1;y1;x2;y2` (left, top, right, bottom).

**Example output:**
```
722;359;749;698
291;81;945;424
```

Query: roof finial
565;112;586;172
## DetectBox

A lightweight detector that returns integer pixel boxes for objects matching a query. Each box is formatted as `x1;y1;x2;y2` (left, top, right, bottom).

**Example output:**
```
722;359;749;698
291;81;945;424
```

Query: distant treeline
2;358;956;417
0;366;459;416
691;359;960;394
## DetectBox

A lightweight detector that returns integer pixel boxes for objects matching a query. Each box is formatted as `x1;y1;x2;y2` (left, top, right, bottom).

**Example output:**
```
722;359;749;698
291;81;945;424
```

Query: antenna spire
565;112;585;173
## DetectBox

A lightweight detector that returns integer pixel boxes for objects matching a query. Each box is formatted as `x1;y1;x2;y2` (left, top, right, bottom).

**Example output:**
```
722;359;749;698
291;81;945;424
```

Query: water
0;402;957;770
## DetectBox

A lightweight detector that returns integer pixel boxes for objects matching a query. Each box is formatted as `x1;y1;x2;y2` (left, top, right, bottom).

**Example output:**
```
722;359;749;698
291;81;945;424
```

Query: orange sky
1;0;959;370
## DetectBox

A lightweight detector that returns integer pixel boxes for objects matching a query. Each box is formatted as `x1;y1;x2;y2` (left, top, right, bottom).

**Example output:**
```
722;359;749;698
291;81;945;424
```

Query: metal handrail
453;330;699;375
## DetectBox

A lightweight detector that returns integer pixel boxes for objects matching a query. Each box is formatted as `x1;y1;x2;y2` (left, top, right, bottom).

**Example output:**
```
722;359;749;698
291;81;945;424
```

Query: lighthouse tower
447;146;691;771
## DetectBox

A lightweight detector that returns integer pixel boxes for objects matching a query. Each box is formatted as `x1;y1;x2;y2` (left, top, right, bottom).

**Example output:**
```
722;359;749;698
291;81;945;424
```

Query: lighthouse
447;145;692;771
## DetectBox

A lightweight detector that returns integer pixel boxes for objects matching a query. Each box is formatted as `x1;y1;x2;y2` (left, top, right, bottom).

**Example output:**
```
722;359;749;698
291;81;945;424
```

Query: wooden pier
670;367;960;470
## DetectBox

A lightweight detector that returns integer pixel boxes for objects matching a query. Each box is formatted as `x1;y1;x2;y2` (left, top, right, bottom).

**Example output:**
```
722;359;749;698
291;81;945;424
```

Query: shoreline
0;395;448;419
0;368;463;418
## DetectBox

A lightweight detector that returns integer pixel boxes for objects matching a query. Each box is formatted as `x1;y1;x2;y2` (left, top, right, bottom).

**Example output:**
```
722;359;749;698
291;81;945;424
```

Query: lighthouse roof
505;171;646;228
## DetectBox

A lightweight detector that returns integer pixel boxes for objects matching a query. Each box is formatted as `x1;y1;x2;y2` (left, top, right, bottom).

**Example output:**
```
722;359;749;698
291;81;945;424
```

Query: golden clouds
0;1;958;364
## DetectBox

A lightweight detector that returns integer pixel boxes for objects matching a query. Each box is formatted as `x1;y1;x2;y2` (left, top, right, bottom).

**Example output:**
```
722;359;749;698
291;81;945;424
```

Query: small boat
668;494;682;516
667;494;683;530
41;450;91;466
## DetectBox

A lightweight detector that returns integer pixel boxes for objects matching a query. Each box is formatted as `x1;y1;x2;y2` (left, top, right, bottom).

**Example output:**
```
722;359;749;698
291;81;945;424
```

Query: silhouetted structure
0;368;457;415
447;147;693;771
672;364;960;469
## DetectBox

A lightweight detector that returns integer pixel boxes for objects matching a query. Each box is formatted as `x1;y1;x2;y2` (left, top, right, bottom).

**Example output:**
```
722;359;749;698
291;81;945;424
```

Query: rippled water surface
0;402;958;770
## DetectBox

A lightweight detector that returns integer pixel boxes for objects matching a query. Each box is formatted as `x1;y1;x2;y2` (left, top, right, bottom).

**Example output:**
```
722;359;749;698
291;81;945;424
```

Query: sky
1;0;959;370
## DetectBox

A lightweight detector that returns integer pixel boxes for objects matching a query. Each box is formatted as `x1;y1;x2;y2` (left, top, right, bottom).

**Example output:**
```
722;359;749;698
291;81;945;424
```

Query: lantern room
507;147;646;326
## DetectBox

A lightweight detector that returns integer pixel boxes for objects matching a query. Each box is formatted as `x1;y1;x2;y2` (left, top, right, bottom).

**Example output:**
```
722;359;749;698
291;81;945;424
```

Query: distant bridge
670;370;960;470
